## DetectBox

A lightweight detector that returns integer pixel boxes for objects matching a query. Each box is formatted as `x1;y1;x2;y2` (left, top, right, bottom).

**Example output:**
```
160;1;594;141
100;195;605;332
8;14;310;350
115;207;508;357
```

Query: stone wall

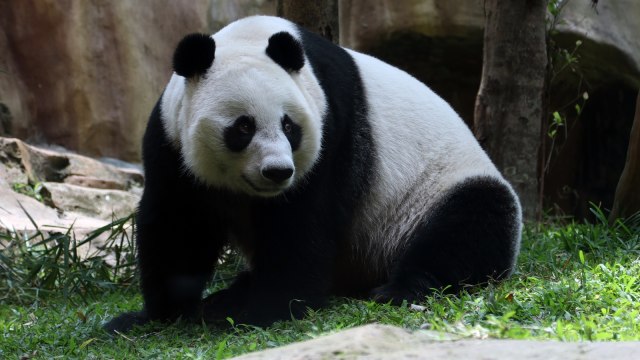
0;0;210;161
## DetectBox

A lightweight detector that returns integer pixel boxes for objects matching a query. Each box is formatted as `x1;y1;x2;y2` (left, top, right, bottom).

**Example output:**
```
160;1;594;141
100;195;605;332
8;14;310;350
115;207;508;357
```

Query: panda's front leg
136;219;225;325
202;214;335;327
105;187;227;333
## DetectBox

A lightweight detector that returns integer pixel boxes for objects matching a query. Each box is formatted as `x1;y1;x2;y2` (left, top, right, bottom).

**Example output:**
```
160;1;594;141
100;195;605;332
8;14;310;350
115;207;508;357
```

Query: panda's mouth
241;175;285;196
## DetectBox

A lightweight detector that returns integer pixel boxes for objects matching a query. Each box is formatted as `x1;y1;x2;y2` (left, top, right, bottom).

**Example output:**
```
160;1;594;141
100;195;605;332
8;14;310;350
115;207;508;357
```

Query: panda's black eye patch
224;116;256;152
282;115;302;151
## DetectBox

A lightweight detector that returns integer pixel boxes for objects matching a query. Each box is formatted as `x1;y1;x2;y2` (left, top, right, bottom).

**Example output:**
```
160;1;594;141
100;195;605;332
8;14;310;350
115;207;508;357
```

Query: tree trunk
610;92;640;222
474;0;548;221
276;0;339;44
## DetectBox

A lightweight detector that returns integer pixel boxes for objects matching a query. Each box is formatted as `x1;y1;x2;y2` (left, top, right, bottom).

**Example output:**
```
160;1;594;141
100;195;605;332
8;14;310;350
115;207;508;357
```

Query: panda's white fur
104;15;522;332
346;49;521;272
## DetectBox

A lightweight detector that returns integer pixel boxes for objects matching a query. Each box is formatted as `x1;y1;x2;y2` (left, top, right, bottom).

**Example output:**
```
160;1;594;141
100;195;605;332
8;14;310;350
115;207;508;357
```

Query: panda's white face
161;18;326;197
173;59;323;197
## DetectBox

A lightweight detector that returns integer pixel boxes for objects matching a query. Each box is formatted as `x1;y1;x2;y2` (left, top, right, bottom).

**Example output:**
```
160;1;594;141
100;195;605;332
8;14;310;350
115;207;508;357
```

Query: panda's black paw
103;310;150;334
201;288;248;326
371;280;439;306
370;285;409;305
201;271;254;326
202;289;317;328
371;272;444;305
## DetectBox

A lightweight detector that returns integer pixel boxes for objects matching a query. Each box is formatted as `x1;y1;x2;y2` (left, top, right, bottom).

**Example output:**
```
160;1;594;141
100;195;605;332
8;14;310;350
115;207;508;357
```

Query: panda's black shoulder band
266;32;305;73
173;33;216;78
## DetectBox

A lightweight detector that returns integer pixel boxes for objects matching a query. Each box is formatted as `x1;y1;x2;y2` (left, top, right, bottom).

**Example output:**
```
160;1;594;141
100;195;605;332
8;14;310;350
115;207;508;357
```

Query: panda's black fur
105;16;521;332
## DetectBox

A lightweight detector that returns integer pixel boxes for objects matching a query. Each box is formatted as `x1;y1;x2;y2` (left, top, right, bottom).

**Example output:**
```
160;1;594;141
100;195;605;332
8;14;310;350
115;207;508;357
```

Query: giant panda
105;15;522;332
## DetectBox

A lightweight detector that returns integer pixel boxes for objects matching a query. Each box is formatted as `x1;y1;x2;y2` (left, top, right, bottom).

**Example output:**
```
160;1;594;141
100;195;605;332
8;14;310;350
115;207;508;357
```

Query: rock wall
340;0;640;123
0;0;210;161
209;0;276;32
556;0;640;88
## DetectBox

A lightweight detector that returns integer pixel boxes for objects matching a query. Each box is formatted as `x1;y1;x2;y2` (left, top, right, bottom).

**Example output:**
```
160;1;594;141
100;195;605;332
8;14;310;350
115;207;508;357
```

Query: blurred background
0;0;638;219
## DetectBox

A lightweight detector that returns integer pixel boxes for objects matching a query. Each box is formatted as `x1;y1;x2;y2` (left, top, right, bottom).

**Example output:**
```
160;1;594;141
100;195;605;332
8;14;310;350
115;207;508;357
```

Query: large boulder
555;0;640;87
0;0;210;161
209;0;276;32
340;0;640;123
230;324;640;359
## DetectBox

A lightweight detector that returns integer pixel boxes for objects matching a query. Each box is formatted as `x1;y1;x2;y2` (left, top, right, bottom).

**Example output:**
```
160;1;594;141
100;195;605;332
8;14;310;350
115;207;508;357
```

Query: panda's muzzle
242;173;290;196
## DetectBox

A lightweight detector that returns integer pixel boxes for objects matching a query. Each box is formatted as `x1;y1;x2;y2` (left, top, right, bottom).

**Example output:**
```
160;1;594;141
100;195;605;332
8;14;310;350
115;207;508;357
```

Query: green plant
544;38;590;174
542;0;594;210
11;181;46;203
0;210;137;304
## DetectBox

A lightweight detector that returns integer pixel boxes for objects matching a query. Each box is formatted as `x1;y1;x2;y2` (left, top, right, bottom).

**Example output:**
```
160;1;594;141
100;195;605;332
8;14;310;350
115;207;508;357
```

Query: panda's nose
261;166;294;183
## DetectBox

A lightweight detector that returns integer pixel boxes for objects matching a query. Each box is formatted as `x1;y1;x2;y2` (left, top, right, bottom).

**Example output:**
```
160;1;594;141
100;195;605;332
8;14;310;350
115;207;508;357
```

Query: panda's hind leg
371;176;521;304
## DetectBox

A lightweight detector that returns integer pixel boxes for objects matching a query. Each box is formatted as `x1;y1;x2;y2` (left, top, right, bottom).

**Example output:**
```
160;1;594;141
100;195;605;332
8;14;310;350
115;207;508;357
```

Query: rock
340;0;485;50
340;0;640;85
0;137;143;191
42;182;139;219
556;0;640;87
0;173;106;237
0;137;141;244
231;324;640;360
0;173;127;261
209;0;276;32
0;102;12;136
339;0;640;122
64;175;127;191
0;0;211;161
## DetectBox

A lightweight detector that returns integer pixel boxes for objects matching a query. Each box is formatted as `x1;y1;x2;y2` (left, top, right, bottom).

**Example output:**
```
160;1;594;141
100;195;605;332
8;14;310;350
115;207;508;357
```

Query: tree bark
610;92;640;222
474;0;548;221
276;0;339;44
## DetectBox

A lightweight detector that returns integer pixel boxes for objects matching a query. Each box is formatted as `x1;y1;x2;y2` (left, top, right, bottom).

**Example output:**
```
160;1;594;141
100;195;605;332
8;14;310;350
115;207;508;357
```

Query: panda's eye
239;122;251;134
282;114;302;151
282;115;293;134
283;122;292;134
236;116;255;135
224;116;256;152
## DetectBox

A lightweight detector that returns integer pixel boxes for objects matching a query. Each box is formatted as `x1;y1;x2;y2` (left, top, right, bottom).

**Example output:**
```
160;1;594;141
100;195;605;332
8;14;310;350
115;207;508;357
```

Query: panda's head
165;23;325;197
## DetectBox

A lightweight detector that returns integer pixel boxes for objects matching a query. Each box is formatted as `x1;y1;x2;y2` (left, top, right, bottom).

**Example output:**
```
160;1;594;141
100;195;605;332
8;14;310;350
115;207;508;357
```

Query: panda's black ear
266;32;305;73
173;33;216;78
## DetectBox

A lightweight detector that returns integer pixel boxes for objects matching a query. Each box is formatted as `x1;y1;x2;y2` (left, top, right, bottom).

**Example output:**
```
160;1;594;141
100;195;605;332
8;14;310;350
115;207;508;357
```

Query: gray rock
0;137;140;253
0;0;211;161
0;172;106;237
556;0;640;87
42;182;139;219
231;324;640;360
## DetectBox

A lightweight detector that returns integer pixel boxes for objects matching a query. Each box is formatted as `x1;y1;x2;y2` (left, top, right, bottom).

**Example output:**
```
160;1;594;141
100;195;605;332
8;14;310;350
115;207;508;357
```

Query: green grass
0;211;137;305
1;207;639;359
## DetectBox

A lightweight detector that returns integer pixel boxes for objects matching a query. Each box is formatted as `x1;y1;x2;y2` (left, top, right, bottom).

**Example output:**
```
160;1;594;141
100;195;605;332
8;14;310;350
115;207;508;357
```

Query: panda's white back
345;49;509;266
